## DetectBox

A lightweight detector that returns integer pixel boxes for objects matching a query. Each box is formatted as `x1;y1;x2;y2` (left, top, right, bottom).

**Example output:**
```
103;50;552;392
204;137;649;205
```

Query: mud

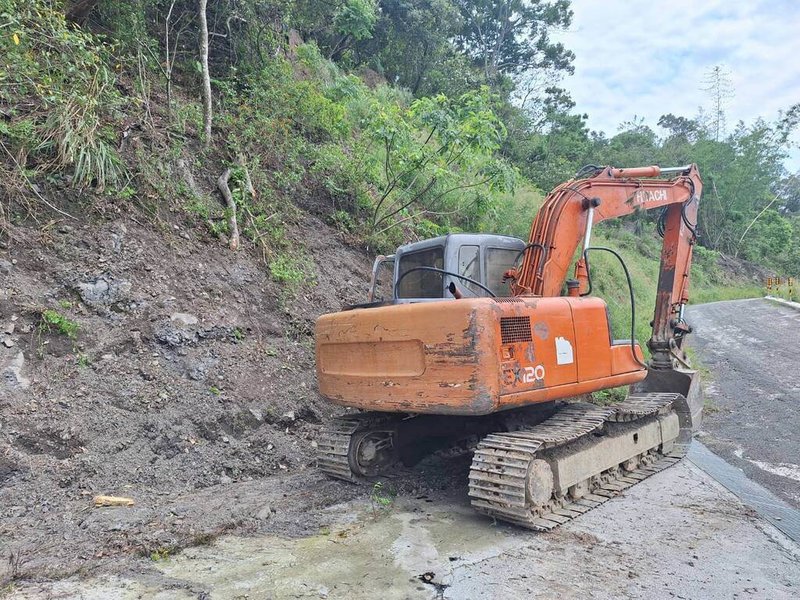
8;459;799;599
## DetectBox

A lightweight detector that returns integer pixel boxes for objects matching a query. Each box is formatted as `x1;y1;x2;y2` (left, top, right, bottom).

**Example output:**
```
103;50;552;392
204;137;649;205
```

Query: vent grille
500;316;532;344
493;297;523;303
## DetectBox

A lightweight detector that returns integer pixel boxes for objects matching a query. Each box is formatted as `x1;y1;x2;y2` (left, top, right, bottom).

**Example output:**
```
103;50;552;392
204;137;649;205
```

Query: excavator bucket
634;367;703;449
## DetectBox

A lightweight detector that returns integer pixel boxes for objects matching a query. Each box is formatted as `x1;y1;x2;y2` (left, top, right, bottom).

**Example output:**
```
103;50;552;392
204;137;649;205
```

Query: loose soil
0;207;384;583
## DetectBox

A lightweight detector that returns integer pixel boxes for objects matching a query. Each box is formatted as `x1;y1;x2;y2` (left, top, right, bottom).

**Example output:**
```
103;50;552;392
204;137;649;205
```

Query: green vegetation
39;309;78;339
0;0;125;190
369;481;396;512
592;387;628;406
148;547;172;562
1;0;796;311
269;253;314;287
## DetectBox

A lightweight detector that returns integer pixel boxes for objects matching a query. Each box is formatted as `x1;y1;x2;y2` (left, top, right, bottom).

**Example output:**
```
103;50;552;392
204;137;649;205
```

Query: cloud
552;0;800;169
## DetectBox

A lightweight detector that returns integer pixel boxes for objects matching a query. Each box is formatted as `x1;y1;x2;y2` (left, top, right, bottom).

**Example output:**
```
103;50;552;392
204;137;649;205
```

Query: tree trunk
198;0;212;147
65;0;100;23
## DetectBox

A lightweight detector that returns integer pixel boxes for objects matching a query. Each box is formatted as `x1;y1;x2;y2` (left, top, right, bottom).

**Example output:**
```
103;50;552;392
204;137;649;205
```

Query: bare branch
217;168;240;251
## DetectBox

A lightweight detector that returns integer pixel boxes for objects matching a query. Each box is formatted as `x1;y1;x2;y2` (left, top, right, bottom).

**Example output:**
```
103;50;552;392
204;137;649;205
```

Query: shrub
39;309;78;339
0;0;126;190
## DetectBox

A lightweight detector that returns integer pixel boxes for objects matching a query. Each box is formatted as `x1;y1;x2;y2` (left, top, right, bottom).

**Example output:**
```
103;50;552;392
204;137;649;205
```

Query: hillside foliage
1;0;797;294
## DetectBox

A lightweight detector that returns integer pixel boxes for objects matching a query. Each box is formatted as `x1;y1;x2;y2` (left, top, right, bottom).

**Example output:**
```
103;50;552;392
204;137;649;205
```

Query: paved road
686;298;800;508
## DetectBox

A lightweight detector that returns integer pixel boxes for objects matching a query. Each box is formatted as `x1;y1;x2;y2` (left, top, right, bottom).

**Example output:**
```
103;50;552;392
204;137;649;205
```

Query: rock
0;259;12;275
188;365;207;381
255;505;273;520
2;337;14;348
249;408;263;422
170;312;199;327
219;475;232;485
154;321;198;347
76;276;131;309
282;411;296;422
2;351;30;389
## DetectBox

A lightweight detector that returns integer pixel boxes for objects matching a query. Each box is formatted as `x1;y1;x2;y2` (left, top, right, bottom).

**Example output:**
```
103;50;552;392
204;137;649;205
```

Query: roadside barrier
765;276;795;301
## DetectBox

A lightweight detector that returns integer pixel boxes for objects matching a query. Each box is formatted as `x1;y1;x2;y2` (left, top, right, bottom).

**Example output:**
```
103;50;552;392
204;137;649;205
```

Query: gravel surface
0;212;373;583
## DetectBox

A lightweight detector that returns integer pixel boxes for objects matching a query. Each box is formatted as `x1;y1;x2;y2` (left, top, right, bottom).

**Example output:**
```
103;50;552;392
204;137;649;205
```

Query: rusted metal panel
316;298;501;415
316;296;647;416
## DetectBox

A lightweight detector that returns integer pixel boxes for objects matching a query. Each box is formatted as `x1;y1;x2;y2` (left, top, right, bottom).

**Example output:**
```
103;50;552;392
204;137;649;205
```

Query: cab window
458;245;482;295
486;247;519;296
369;257;395;302
397;247;444;298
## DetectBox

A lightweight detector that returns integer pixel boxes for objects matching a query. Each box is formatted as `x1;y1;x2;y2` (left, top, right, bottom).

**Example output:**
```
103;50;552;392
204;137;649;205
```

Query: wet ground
8;451;800;599
686;298;800;508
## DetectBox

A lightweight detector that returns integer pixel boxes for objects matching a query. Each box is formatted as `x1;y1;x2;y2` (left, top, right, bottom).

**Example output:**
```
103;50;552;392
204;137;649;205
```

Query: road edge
688;441;800;545
764;295;800;311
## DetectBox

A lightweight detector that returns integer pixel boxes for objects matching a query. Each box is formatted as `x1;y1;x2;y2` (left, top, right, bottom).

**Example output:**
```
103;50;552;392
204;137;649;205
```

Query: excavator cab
367;233;526;303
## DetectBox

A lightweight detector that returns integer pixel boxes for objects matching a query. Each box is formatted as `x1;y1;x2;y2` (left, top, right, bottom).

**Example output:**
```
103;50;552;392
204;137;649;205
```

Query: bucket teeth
468;393;690;531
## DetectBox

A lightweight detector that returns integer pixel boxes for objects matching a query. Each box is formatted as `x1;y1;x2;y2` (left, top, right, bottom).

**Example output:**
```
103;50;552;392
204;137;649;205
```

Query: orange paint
316;296;646;416
316;164;702;415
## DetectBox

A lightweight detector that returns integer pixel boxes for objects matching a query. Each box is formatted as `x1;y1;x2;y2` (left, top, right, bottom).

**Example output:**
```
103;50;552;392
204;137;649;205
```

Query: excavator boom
515;164;702;367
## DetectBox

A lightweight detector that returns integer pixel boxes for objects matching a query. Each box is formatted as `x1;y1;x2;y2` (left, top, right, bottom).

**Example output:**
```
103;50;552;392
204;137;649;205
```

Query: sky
552;0;800;171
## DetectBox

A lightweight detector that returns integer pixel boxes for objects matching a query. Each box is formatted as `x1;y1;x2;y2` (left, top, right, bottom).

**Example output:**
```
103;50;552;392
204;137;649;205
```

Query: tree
364;88;515;234
453;0;574;84
776;173;800;215
513;86;590;192
198;0;212;146
657;114;700;143
358;0;463;95
701;65;733;142
329;0;379;60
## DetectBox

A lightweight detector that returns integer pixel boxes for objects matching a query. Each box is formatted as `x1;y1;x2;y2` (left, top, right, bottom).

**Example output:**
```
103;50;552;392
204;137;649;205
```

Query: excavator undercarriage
318;386;698;530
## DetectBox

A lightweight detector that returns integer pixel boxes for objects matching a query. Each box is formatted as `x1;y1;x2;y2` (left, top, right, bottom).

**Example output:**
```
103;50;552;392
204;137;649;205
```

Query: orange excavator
315;164;704;530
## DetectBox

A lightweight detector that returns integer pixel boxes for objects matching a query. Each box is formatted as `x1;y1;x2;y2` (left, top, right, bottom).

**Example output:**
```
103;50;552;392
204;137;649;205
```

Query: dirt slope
0;207;372;581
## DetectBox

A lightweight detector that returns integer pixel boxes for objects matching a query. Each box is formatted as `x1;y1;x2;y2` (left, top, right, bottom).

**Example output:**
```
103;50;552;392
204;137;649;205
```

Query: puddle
157;499;524;599
12;460;800;600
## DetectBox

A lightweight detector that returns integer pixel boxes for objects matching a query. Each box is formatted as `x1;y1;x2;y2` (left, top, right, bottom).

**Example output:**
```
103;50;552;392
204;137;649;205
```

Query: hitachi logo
634;189;668;204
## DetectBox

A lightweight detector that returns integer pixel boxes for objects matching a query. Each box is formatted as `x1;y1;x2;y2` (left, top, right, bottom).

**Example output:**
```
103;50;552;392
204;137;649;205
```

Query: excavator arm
512;164;703;368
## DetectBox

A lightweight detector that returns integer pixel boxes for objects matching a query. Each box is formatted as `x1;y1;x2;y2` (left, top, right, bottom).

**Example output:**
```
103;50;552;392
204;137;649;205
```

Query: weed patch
39;310;78;339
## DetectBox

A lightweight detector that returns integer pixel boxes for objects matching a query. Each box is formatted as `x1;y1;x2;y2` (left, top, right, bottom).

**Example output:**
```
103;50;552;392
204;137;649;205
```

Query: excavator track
468;392;689;531
316;412;403;483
